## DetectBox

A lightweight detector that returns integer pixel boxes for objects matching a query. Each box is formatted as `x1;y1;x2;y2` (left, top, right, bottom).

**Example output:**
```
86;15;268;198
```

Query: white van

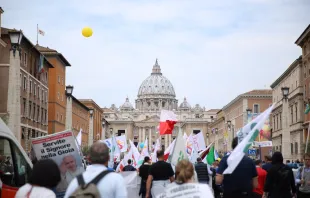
0;118;33;198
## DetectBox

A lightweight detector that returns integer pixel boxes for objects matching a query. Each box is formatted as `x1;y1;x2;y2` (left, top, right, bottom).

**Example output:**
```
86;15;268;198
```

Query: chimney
0;7;3;38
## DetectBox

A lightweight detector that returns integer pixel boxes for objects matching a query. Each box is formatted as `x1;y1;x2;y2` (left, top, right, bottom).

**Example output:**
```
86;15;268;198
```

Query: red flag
159;110;177;135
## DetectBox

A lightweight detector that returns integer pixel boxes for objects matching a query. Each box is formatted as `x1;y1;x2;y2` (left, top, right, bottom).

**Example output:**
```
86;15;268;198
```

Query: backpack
69;170;112;198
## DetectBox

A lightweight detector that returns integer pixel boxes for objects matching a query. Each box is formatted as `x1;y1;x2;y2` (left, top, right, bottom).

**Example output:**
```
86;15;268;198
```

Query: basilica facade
102;60;218;150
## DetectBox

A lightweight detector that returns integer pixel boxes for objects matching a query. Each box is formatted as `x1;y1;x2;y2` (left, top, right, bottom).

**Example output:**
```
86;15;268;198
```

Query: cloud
1;0;309;109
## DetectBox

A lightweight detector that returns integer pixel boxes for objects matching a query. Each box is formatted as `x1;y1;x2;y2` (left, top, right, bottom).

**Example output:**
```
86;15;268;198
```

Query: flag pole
36;24;38;45
302;123;310;179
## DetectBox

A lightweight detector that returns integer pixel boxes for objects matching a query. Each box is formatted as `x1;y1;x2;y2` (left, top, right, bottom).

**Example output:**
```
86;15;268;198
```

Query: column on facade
138;127;142;143
282;100;291;159
148;127;152;151
65;97;73;130
142;127;145;143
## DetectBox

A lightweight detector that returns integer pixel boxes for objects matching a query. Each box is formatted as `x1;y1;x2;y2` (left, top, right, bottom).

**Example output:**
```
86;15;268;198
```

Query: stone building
36;46;71;134
209;90;272;152
102;60;217;150
295;24;310;139
271;57;304;160
0;24;53;152
79;99;103;145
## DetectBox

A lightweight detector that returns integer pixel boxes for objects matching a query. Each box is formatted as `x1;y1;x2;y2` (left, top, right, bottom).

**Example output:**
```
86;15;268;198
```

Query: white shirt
64;164;127;198
156;182;214;198
15;184;56;198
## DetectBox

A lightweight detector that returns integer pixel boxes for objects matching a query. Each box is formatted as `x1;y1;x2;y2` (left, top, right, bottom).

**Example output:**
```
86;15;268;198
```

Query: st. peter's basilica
102;60;219;150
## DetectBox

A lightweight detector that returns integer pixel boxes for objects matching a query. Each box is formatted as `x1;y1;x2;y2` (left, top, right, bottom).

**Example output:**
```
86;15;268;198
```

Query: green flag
206;145;215;165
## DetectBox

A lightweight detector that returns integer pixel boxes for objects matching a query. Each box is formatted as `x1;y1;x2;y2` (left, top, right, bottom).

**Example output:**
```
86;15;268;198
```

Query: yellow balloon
82;27;93;37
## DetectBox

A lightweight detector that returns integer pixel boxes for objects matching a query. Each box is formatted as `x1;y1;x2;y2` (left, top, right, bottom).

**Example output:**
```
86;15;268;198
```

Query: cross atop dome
151;58;162;75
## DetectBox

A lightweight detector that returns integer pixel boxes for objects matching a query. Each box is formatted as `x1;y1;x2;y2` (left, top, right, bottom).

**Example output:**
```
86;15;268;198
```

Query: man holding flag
216;137;258;198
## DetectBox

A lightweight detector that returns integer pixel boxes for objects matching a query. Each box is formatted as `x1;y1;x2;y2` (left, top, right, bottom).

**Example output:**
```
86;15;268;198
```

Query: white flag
76;128;82;147
108;136;121;168
170;128;188;166
152;139;161;162
129;140;140;166
223;104;274;174
137;138;149;167
190;146;199;163
192;132;206;152
115;135;128;152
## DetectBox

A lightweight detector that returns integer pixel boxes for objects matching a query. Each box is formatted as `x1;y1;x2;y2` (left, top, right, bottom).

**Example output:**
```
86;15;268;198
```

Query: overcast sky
2;0;309;109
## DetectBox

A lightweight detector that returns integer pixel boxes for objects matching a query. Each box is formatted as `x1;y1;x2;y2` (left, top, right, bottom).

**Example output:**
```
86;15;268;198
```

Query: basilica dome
137;59;176;99
179;97;191;109
120;97;134;110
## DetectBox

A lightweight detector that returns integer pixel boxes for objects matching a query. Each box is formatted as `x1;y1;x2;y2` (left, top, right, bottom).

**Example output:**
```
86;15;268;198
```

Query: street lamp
227;120;231;128
110;128;113;136
89;109;94;118
215;128;218;135
281;87;289;100
66;85;74;96
206;132;209;137
246;108;252;115
9;31;23;57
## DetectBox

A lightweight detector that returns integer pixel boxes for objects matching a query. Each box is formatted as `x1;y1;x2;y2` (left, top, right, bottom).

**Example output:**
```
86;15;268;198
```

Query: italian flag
199;142;214;160
223;104;274;174
159;110;177;135
204;145;215;165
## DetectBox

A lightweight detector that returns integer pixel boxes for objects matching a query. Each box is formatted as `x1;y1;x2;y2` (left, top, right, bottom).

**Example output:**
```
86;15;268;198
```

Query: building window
33;103;35;120
23;98;26;115
195;114;199;118
29;80;32;93
20;74;22;87
295;142;298;154
253;104;260;114
276;115;278;130
34;83;36;95
57;92;60;99
280;113;282;129
23;76;27;90
295;104;298;122
45;72;48;82
41;89;44;101
41;108;44;123
58;76;60;83
24;52;27;66
291;107;294;124
291;143;293;154
37;105;40;121
29;103;32;118
60;114;63;122
45;110;47;124
37;86;40;99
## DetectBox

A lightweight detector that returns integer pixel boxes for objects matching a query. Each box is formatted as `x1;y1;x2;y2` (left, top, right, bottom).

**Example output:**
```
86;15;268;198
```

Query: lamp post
7;30;23;145
281;86;290;159
227;120;235;150
65;85;74;130
110;128;113;137
88;109;94;146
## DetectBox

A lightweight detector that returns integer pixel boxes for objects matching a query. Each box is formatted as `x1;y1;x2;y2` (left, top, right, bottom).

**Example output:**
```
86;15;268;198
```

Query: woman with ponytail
157;160;214;198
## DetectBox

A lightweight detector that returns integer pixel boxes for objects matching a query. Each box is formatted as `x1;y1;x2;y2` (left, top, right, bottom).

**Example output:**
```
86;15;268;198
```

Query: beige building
270;57;304;161
209;90;272;152
102;60;217;150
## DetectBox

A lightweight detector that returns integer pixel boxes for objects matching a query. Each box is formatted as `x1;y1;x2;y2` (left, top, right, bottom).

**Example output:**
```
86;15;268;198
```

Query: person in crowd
262;156;272;172
15;159;61;198
216;137;258;198
157;159;214;198
253;160;267;198
295;153;310;197
263;152;296;198
286;160;291;164
211;159;222;198
64;141;127;198
146;149;174;198
139;156;152;198
123;159;136;171
194;157;212;185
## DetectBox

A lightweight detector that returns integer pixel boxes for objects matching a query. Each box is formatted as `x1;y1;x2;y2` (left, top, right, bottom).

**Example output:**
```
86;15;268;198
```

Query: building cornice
79;99;103;112
295;24;310;47
70;95;90;112
270;57;302;88
223;94;271;111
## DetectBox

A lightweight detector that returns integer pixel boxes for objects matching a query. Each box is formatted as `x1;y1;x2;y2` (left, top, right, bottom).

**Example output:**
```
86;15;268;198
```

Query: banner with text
31;130;84;193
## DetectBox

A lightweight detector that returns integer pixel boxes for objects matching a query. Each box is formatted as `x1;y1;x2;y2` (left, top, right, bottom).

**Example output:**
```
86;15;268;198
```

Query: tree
0;114;9;125
81;146;90;156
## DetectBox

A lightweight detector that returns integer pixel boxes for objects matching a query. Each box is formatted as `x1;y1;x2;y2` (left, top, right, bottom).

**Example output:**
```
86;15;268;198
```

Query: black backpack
69;170;112;198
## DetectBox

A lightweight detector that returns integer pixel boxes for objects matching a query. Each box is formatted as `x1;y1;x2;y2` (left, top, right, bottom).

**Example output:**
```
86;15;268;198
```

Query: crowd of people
15;137;310;198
